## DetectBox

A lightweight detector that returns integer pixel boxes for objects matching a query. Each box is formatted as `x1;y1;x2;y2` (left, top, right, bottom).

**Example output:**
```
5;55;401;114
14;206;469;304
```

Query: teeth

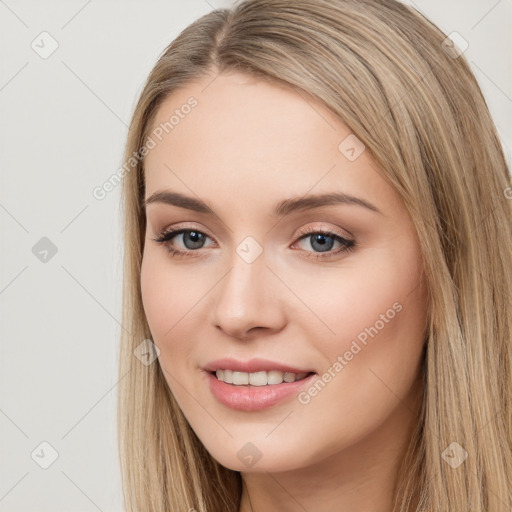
249;371;267;386
267;371;284;385
232;371;249;385
215;369;309;386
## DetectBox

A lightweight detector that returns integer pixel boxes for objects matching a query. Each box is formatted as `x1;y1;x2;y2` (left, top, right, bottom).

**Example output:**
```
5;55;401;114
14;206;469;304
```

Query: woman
118;0;512;510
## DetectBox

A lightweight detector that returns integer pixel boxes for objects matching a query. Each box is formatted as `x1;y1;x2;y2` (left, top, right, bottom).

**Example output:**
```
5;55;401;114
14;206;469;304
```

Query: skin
140;70;428;512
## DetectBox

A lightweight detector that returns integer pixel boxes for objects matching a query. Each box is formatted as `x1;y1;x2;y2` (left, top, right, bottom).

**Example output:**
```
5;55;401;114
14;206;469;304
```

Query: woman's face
140;71;428;473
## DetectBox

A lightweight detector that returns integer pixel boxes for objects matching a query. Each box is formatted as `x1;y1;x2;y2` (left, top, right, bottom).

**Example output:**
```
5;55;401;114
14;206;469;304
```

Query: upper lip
203;357;315;374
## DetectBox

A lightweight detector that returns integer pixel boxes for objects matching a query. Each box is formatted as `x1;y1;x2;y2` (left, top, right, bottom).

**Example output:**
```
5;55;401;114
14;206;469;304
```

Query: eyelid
156;222;215;240
292;223;354;241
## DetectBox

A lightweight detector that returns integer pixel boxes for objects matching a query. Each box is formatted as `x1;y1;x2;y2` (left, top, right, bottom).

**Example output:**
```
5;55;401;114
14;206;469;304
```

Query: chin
197;433;321;474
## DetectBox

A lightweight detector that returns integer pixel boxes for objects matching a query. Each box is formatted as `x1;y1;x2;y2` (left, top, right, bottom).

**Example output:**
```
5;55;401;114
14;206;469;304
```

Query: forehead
147;71;344;158
143;72;396;216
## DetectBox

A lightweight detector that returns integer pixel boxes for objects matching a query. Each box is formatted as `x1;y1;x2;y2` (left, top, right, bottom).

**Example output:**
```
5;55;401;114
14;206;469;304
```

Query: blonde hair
117;1;512;510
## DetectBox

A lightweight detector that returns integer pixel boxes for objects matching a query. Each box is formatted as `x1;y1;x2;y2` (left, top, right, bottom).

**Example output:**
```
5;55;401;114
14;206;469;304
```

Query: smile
207;370;318;411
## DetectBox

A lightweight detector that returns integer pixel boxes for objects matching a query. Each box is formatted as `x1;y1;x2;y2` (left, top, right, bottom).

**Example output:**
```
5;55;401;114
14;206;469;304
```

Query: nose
211;249;287;340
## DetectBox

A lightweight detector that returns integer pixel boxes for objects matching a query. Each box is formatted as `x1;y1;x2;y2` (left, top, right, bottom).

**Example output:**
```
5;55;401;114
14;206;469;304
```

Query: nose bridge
212;236;284;337
219;238;268;311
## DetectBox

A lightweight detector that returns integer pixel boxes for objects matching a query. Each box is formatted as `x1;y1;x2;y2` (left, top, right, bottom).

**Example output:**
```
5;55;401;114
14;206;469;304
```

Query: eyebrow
143;190;382;216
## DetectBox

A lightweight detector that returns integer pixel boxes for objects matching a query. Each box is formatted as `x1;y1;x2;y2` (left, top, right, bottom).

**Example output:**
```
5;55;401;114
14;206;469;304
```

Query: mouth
210;369;315;386
206;369;317;411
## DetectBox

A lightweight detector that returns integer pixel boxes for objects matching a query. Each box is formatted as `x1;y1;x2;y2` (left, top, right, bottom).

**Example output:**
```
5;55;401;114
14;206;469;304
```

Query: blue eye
153;229;211;256
293;229;355;260
170;230;206;250
310;233;335;252
153;227;355;260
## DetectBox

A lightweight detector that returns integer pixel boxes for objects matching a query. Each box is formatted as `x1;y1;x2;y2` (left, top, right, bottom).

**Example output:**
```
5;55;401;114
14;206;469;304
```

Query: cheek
140;252;208;414
287;241;426;380
330;262;425;350
140;250;203;364
140;252;172;337
297;249;427;423
278;246;426;353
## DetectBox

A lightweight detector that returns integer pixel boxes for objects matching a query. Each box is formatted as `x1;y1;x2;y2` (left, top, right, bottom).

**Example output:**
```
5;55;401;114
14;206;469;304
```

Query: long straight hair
118;1;512;510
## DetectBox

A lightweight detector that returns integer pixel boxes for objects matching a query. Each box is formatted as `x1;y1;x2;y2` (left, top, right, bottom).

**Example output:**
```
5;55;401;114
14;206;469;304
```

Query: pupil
185;231;204;249
311;234;334;253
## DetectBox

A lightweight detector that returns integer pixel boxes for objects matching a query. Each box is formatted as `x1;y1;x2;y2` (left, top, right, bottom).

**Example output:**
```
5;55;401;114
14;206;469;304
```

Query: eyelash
152;225;356;261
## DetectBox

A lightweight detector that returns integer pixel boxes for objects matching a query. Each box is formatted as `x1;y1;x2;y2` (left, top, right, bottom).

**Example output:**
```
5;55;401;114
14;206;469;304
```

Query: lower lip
206;371;317;411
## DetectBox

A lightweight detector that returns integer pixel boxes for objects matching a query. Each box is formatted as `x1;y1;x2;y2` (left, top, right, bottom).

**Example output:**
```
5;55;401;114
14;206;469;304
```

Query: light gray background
0;1;510;510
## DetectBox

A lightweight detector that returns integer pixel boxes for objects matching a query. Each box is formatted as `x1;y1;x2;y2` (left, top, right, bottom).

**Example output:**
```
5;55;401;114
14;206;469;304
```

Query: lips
206;371;317;411
202;357;318;411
